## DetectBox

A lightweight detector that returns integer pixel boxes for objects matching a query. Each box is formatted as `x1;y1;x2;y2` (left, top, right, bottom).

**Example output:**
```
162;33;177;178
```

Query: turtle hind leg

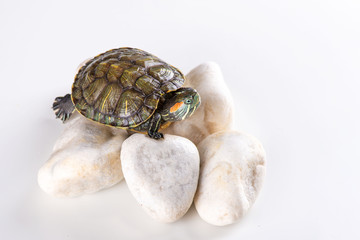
52;93;75;122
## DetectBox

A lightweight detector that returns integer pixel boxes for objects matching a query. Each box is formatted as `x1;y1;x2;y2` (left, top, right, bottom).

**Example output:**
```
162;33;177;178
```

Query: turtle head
160;87;201;122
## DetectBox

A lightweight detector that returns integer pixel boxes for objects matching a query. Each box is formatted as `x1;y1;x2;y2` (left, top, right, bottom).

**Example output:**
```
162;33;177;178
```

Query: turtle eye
185;99;192;104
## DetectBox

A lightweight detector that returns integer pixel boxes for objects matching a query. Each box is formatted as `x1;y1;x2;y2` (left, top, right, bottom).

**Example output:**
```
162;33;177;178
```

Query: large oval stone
194;131;266;226
38;112;128;197
121;133;200;222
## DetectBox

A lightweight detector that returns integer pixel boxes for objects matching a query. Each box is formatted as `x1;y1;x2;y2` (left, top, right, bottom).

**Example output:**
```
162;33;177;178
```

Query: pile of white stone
38;62;266;226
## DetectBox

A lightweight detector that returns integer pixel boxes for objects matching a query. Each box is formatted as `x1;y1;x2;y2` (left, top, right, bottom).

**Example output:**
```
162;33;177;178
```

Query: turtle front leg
148;112;164;139
52;94;75;122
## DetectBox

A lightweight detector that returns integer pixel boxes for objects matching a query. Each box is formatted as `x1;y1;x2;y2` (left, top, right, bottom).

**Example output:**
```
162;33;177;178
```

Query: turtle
52;47;200;139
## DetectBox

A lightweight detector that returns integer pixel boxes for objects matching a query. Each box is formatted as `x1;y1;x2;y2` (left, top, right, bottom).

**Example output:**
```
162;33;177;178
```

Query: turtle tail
52;94;75;122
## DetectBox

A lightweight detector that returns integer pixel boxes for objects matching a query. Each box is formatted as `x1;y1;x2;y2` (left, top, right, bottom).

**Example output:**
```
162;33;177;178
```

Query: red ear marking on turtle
170;102;183;113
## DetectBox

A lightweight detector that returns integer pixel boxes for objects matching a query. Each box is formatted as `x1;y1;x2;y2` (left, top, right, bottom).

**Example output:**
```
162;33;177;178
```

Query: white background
1;0;359;239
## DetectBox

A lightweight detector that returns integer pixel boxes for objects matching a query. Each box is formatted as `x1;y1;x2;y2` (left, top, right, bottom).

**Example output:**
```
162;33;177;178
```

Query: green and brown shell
71;48;185;128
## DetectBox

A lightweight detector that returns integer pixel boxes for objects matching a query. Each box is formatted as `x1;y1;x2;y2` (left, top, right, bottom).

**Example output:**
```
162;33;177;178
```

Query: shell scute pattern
71;48;185;128
120;66;145;88
135;75;161;95
148;65;174;82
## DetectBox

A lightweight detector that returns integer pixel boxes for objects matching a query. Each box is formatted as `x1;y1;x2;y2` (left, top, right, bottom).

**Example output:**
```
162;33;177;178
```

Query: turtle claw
54;96;63;102
52;94;75;123
156;132;164;139
54;107;69;123
148;131;164;140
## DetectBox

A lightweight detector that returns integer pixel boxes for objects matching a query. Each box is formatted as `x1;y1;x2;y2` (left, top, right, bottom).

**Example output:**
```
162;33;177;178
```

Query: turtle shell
71;48;185;128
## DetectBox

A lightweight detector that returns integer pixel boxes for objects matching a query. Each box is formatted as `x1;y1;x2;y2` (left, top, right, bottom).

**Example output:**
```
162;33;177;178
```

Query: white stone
38;112;128;197
163;62;234;145
121;133;200;223
194;131;266;226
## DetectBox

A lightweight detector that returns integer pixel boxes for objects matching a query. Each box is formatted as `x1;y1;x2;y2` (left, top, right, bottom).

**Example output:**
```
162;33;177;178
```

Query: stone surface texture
194;131;266;226
163;62;234;145
38;112;127;197
121;133;200;223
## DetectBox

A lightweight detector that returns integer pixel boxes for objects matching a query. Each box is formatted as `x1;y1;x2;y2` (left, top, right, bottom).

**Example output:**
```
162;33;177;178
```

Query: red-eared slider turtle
52;47;200;139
